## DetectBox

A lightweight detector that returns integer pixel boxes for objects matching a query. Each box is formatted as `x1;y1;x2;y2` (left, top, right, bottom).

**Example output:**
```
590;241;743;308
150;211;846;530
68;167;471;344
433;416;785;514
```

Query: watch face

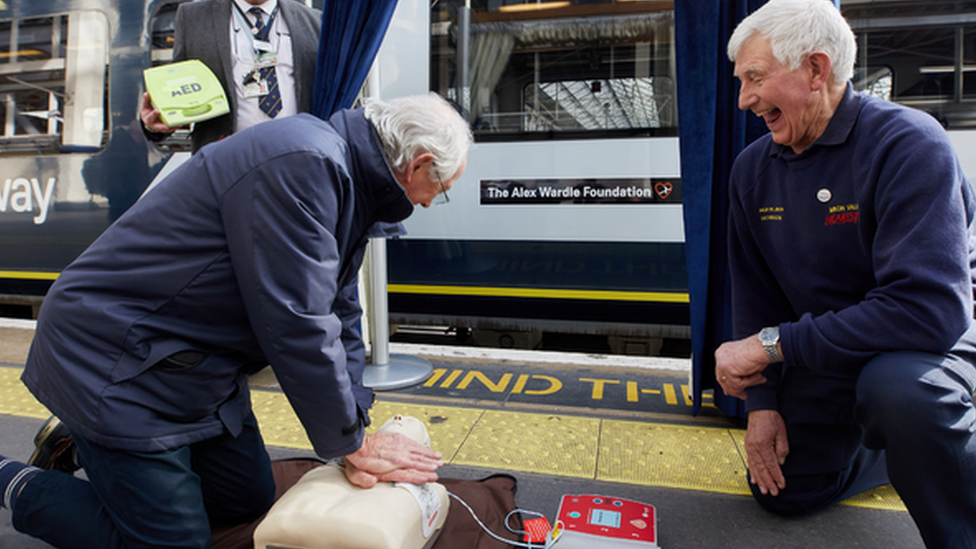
760;327;779;344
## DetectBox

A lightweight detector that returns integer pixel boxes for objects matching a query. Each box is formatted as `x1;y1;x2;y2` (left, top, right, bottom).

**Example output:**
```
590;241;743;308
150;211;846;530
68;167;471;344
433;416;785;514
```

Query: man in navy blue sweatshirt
715;1;976;547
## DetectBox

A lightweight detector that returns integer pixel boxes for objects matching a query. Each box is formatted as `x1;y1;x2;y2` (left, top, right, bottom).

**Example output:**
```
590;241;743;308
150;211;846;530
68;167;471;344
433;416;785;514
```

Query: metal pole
857;32;867;91
458;1;471;119
955;27;964;103
362;237;434;390
368;238;390;366
361;10;434;389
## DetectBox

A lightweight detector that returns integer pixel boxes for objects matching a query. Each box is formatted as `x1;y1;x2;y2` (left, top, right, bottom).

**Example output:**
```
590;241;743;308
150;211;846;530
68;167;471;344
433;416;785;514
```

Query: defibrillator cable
447;490;563;549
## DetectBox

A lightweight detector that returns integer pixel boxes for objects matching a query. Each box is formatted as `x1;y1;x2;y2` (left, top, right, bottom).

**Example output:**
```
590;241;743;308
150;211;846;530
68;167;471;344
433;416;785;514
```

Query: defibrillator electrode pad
143;59;229;127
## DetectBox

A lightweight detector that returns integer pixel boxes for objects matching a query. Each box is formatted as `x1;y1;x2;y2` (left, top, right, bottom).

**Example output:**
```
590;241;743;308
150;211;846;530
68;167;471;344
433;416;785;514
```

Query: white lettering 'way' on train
0;177;56;225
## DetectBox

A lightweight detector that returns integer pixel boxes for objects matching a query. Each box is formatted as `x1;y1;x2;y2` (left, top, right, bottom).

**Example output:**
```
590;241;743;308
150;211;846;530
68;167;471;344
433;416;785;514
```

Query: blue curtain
675;0;768;418
312;0;400;119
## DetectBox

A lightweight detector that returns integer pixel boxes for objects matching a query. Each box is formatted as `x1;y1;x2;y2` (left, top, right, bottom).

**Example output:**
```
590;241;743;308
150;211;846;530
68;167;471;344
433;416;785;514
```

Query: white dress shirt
229;0;298;132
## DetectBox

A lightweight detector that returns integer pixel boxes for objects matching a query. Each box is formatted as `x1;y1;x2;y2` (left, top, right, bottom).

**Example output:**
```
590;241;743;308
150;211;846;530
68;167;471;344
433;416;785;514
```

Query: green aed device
143;59;230;127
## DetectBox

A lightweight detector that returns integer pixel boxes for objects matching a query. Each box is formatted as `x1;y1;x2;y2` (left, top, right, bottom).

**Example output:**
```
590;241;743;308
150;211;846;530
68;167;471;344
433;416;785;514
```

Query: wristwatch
759;326;783;363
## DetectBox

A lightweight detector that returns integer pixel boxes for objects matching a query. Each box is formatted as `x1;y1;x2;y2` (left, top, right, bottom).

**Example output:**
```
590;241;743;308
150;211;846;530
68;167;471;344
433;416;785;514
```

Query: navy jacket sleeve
727;171;789;411
334;265;373;417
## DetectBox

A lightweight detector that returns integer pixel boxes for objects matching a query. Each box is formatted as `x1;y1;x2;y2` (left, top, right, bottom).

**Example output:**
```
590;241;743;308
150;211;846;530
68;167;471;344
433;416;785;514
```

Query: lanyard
232;2;279;50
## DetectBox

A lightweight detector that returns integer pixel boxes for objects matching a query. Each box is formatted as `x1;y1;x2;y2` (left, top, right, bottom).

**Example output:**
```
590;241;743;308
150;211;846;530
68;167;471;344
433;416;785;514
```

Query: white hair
727;0;856;84
363;93;473;182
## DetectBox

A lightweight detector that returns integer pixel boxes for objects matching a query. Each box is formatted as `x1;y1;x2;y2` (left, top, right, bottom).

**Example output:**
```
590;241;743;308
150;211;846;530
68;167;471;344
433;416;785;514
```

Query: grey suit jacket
171;0;321;153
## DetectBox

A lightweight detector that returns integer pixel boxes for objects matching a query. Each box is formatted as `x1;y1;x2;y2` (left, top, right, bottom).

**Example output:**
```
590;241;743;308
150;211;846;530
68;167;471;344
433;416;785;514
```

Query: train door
379;0;689;355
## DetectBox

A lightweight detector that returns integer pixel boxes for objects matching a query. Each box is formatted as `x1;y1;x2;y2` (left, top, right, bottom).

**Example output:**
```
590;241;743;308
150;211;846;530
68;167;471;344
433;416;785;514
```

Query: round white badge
817;188;832;203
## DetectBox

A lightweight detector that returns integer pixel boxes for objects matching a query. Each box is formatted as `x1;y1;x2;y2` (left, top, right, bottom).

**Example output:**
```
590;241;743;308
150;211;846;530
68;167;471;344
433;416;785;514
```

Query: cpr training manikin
253;415;450;549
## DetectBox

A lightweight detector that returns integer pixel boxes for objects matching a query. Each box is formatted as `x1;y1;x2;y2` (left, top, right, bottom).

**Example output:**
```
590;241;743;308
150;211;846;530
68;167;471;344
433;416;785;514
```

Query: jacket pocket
119;351;242;424
157;350;207;371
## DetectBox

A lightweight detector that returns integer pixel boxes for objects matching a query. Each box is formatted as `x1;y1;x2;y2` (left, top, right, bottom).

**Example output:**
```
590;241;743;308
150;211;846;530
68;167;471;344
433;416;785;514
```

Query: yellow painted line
0;270;59;281
579;378;620;399
0;367;904;511
0;49;45;60
388;284;690;303
663;383;678;405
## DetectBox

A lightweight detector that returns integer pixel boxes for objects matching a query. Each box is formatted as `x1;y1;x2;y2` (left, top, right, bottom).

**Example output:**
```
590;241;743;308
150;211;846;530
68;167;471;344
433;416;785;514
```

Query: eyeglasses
432;175;450;206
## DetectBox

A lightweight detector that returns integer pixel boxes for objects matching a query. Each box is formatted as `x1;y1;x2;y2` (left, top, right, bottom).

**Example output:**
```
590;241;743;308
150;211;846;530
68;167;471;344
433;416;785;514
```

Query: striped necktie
249;7;281;118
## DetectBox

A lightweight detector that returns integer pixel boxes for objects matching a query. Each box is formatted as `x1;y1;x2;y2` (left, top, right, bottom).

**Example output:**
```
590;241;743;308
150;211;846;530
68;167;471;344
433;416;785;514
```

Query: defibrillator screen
589;509;621;528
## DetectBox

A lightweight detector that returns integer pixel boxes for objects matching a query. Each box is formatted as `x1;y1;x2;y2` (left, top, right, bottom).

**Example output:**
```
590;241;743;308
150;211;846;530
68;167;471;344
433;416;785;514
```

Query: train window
431;0;676;141
846;2;976;128
0;12;108;155
0;15;68;152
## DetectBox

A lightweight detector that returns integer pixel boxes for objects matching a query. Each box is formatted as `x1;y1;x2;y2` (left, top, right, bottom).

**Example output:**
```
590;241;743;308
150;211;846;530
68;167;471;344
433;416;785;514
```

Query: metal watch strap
763;342;783;363
760;327;783;363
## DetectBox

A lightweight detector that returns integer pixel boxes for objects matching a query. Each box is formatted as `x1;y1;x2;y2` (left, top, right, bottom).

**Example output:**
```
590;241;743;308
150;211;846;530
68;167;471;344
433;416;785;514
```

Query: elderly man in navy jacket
0;93;471;549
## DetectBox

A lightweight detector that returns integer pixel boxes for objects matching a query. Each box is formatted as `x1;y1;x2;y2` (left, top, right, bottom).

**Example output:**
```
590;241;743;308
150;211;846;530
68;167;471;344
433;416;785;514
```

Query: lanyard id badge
242;44;278;99
242;70;269;99
234;4;279;99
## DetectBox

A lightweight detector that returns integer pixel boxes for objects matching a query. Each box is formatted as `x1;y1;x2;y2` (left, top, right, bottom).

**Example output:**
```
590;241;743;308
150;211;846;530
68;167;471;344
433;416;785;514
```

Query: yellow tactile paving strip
598;421;746;493
0;366;53;420
452;409;601;478
0;365;904;511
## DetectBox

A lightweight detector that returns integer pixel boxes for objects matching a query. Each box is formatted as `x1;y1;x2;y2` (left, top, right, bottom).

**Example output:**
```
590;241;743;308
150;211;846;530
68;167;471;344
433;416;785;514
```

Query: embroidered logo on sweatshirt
825;203;859;226
760;206;783;221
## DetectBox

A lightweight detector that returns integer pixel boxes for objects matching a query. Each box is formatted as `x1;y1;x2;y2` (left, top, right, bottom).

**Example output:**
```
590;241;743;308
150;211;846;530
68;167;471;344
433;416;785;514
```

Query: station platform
0;320;924;548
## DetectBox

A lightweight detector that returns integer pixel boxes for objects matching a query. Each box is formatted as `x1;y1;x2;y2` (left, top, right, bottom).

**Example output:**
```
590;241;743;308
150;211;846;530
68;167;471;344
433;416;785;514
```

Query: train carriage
1;0;975;356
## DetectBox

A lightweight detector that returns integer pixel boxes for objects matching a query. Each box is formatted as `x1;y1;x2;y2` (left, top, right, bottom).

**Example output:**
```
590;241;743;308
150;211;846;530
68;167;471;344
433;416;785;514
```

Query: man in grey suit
141;0;321;153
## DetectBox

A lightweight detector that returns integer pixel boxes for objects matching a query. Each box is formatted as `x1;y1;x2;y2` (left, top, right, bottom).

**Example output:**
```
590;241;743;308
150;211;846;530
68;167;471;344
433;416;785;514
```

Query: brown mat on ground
211;459;520;549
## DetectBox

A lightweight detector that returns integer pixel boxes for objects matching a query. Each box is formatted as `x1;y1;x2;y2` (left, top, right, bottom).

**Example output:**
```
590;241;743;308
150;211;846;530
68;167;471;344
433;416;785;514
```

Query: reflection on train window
147;0;193;151
150;2;182;66
0;12;108;155
846;2;976;128
431;0;676;140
